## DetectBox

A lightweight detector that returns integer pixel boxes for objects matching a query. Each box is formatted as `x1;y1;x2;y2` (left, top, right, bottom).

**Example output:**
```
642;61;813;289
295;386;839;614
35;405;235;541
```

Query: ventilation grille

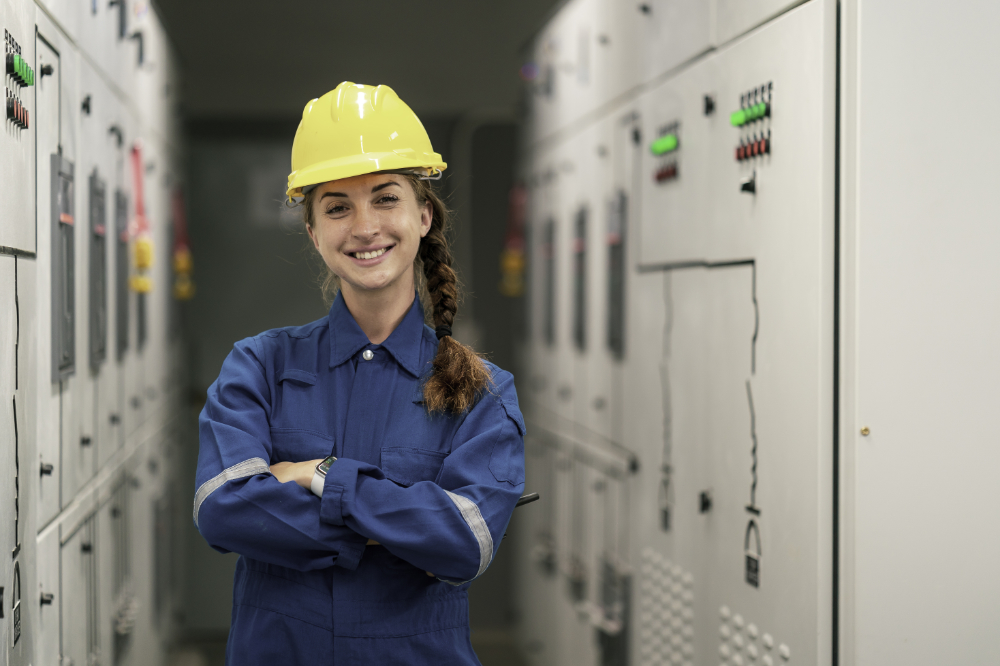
717;605;792;665
638;547;694;665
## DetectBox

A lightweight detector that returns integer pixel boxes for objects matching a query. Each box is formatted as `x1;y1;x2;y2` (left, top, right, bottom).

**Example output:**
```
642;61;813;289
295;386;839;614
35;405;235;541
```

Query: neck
340;272;415;345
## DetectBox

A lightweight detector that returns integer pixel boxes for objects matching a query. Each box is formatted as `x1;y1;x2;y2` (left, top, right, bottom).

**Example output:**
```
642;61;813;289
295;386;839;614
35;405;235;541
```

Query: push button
649;133;678;156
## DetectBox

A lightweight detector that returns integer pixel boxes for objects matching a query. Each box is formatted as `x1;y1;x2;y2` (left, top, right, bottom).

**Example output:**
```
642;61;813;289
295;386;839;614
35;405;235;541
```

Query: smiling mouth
350;245;393;260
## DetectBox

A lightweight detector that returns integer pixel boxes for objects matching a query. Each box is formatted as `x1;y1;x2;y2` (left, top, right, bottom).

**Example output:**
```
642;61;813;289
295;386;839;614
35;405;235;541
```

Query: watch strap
310;455;337;498
310;469;326;498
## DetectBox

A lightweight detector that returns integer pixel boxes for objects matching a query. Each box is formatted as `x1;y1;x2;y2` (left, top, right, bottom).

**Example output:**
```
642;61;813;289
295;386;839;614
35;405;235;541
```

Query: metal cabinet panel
33;33;61;522
0;256;15;657
715;0;807;46
11;255;35;666
80;60;125;468
846;1;1000;662
0;9;35;254
35;526;60;666
633;0;712;85
98;477;135;666
626;3;836;665
60;515;99;666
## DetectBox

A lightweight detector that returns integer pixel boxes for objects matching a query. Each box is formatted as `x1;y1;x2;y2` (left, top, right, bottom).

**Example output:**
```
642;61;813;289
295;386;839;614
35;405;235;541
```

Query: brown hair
302;175;491;413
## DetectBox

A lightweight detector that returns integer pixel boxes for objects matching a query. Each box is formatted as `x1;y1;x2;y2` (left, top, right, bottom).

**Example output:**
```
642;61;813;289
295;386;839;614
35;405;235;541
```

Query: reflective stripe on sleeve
193;457;271;527
444;490;494;581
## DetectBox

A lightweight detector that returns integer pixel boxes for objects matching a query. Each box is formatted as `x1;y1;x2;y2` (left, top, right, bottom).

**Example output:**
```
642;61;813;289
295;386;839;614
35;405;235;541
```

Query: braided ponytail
406;175;492;413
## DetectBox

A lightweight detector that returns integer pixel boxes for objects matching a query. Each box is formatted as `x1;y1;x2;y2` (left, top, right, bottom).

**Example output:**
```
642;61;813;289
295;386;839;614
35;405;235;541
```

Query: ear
419;200;433;238
306;219;320;250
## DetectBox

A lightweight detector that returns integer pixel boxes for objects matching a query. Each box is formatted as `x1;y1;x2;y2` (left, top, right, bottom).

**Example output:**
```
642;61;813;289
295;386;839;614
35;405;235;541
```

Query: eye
324;204;348;215
376;193;400;205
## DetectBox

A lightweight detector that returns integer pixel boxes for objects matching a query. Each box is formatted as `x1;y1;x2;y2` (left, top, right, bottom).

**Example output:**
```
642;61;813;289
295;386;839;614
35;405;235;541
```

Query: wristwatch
310;455;338;498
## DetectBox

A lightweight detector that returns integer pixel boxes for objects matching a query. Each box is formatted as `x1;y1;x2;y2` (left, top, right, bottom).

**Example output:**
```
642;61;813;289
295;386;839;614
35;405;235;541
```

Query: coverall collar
328;291;428;377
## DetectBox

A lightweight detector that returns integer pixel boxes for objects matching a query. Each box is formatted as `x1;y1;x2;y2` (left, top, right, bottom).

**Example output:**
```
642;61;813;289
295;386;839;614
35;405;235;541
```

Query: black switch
40;462;54;475
740;172;756;194
703;95;715;116
40;592;54;606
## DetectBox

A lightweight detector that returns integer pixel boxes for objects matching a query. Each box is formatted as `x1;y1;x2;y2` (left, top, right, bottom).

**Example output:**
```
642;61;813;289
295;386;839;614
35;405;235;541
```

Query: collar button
362;349;374;361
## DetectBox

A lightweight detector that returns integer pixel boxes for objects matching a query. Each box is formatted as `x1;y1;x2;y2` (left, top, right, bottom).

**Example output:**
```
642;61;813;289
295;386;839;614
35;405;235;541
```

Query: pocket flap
380;447;447;487
277;369;317;386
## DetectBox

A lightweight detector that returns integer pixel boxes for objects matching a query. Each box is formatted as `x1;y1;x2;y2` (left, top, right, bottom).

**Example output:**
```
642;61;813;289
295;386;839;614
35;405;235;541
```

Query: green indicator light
730;109;747;127
28;68;33;86
649;133;678;156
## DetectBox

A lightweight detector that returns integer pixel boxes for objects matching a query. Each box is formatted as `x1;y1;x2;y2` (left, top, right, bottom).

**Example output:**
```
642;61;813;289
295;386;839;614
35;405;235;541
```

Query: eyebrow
320;180;401;200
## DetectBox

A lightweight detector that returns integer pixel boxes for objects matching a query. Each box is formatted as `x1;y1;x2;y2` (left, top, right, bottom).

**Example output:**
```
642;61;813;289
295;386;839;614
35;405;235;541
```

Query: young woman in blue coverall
193;82;525;664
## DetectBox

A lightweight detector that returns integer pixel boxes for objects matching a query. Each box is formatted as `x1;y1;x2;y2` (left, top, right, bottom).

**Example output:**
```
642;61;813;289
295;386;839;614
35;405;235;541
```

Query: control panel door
34;527;60;666
34;31;61;524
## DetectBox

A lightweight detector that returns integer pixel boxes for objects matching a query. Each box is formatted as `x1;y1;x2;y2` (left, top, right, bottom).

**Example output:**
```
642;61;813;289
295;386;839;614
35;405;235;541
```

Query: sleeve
318;369;526;583
193;338;368;572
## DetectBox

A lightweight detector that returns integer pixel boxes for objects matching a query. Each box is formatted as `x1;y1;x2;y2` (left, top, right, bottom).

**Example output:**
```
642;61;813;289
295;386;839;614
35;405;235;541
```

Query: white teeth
354;247;387;260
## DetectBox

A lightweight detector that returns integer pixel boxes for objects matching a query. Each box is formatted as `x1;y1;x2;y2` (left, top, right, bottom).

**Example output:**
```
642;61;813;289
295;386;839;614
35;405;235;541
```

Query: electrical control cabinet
518;1;840;665
0;1;186;663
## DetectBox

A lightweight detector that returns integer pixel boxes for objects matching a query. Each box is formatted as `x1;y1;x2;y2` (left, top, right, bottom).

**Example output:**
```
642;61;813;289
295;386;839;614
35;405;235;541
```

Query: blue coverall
194;293;525;664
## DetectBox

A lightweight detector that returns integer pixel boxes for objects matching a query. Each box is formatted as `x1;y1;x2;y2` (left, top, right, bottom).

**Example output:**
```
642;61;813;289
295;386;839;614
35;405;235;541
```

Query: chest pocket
270;429;336;464
380;447;447;487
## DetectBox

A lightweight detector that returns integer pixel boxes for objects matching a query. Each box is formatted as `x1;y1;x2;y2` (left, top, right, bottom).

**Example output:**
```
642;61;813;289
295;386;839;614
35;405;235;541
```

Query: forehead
314;173;408;197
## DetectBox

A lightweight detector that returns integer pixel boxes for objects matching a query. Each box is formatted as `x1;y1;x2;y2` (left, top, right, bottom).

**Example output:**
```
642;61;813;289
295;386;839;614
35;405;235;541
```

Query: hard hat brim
287;152;447;198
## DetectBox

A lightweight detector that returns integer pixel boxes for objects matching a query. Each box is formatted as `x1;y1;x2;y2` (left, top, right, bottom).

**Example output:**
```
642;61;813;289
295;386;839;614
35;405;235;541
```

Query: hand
269;460;323;489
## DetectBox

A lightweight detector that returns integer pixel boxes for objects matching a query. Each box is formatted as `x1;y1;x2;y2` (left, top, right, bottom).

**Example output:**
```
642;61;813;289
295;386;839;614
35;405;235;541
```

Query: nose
351;203;381;242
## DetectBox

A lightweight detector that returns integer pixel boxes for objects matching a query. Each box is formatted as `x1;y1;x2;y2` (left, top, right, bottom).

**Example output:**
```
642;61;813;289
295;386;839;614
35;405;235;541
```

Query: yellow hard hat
286;82;447;199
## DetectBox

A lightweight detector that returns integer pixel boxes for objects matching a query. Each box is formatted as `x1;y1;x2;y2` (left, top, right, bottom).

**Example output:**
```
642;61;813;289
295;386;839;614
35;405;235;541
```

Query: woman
193;82;525;664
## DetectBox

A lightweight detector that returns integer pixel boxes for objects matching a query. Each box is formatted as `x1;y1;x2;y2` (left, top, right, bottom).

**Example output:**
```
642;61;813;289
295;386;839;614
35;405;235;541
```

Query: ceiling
155;0;564;121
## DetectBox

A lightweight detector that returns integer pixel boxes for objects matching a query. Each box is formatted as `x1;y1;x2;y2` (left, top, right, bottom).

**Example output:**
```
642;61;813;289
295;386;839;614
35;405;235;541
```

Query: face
307;173;432;299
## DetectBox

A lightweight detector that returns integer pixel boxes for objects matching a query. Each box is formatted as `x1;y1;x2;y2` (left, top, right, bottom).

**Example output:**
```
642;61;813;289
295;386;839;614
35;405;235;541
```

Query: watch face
318;456;337;475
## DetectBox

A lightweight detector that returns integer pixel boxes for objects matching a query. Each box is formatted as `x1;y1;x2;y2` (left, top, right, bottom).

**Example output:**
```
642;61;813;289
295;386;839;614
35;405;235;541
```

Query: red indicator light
654;163;679;183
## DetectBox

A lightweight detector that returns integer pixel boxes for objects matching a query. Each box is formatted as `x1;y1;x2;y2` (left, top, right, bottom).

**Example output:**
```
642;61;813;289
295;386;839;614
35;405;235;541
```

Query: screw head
860;426;870;436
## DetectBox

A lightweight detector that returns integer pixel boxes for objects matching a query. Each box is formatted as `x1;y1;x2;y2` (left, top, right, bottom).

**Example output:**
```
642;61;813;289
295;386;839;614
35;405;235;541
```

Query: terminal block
732;83;772;162
650;122;680;184
6;53;33;86
6;88;27;128
4;30;32;87
730;82;772;126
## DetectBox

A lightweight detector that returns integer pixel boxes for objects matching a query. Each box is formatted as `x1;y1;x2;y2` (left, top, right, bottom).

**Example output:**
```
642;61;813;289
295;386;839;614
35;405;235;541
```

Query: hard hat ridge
287;81;446;199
